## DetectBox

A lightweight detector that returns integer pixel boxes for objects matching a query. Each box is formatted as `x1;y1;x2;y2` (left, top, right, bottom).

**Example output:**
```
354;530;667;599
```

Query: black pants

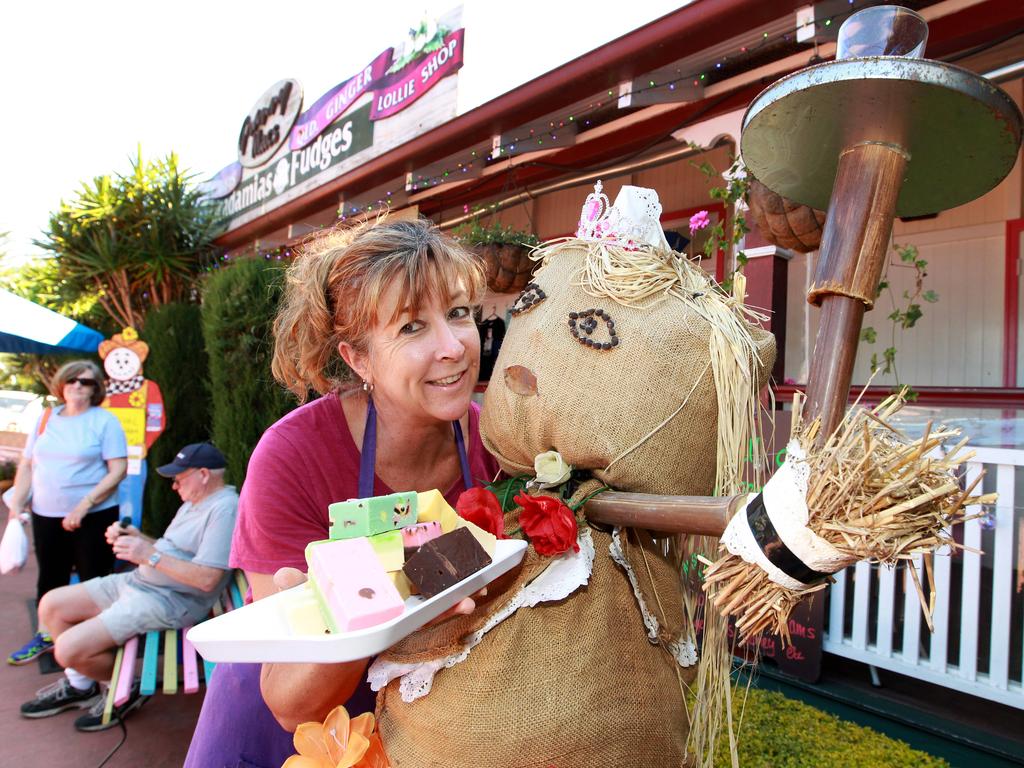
31;506;119;603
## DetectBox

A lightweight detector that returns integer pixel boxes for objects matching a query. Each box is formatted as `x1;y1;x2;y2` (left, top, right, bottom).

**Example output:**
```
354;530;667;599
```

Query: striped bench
100;571;249;725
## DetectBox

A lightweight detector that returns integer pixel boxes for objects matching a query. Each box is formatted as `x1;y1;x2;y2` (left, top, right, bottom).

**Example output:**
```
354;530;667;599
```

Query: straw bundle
702;389;996;644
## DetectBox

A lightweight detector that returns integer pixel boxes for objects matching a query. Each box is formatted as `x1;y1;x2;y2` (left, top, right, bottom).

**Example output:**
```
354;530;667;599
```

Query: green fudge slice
328;491;418;539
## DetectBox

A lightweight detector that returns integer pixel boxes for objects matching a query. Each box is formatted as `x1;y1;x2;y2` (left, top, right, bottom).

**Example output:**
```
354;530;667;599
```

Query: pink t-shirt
230;393;500;574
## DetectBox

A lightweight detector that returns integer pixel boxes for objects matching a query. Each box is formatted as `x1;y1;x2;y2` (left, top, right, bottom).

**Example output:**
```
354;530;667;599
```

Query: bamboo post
805;141;910;437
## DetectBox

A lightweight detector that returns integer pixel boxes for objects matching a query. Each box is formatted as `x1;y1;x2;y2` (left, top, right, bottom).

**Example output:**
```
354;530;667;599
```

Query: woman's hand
62;499;92;531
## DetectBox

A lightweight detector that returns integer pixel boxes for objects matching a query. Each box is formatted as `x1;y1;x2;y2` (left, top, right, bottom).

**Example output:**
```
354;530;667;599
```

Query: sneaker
8;632;54;665
20;678;100;718
74;683;149;732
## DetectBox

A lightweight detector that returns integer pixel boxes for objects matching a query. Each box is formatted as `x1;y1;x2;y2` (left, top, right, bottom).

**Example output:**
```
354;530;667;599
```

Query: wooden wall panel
533;175;631;239
786;224;1005;387
634;145;732;214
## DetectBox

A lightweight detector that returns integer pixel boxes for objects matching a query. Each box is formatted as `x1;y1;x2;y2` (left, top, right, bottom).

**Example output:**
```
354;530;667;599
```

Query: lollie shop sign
288;25;465;151
370;28;464;119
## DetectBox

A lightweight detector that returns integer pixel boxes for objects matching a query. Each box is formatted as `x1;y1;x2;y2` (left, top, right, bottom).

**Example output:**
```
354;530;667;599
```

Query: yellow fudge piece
286;586;330;635
368;530;405;572
456;518;497;558
416;489;459;533
389;570;417;600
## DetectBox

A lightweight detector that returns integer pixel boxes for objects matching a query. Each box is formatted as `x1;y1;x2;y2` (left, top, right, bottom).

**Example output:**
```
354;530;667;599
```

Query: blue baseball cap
157;442;226;477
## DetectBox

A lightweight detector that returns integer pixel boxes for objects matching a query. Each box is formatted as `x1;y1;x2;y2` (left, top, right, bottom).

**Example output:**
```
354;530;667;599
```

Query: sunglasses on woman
67;377;98;388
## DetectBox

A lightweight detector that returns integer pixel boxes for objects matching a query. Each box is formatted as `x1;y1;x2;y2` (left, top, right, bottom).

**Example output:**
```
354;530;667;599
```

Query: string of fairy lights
202;0;862;272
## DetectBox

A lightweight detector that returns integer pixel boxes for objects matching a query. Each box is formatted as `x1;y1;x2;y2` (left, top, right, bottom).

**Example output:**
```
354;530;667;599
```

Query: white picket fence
823;446;1023;710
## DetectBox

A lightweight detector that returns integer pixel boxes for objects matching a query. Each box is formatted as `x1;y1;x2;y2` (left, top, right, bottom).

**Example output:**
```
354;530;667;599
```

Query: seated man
20;442;238;732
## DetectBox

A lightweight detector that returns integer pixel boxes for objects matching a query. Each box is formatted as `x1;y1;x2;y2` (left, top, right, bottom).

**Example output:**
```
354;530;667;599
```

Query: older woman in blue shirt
6;360;127;665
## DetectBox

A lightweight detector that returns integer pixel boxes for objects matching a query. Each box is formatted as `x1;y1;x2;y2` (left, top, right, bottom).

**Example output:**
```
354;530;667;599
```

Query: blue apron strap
453;419;474;491
359;396;475;497
358;397;378;498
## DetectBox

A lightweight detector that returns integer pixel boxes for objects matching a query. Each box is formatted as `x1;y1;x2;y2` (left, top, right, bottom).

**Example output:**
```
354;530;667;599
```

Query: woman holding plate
185;219;499;768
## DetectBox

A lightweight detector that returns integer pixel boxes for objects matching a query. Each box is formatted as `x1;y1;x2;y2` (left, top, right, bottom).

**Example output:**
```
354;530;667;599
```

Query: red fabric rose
455;487;506;539
514;492;580;557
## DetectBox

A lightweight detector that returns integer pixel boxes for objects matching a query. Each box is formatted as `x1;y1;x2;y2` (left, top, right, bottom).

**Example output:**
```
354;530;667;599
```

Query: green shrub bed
713;688;948;767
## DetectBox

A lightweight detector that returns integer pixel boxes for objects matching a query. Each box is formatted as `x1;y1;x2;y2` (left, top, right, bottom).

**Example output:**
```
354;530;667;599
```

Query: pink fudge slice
309;538;405;631
402;521;443;549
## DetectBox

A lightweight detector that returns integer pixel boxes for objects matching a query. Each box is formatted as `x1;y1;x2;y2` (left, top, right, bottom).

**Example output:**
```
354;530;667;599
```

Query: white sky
0;0;691;263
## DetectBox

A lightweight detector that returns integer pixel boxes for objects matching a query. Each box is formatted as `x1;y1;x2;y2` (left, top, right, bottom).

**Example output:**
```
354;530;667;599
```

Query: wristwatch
148;550;162;568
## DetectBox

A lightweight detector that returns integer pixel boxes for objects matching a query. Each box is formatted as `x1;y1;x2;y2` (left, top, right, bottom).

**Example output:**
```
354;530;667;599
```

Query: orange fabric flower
282;706;388;768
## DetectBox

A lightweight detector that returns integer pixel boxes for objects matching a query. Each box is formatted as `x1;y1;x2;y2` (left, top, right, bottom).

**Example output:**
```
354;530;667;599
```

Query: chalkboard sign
694;591;824;682
698;407;827;682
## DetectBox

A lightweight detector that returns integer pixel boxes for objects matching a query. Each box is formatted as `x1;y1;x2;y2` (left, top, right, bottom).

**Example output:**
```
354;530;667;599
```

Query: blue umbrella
0;288;105;355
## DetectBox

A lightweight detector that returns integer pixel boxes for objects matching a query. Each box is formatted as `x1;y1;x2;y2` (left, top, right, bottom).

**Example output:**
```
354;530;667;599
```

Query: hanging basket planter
748;178;827;253
477;243;537;294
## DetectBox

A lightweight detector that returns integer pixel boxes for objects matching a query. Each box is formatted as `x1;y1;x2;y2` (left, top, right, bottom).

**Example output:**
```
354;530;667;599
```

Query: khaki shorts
84;572;208;645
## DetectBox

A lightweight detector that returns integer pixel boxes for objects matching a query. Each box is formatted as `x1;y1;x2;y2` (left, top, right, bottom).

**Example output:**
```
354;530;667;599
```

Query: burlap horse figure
372;184;774;767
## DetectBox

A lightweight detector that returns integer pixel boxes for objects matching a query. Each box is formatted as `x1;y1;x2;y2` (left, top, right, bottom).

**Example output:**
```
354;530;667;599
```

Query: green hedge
141;302;211;536
201;259;295;488
713;688;947;767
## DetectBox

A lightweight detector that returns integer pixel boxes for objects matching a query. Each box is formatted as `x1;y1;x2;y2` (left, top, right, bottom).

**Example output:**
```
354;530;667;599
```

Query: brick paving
0;543;204;767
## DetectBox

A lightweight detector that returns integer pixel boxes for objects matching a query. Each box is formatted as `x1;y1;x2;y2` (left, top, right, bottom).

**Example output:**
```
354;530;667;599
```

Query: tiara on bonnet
575;181;671;252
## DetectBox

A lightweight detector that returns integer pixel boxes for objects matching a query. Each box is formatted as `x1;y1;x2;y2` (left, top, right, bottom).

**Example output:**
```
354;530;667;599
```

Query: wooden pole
806;141;910;436
584;492;740;537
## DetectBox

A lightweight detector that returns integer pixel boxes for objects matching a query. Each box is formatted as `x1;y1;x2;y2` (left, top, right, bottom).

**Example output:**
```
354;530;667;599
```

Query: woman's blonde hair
272;218;486;401
50;360;107;406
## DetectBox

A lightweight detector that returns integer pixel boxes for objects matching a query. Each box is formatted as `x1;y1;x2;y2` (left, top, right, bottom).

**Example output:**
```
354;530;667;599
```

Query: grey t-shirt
137;485;239;599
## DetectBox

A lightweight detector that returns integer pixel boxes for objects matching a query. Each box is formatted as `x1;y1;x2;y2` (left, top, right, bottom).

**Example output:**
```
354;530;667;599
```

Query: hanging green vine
860;242;939;394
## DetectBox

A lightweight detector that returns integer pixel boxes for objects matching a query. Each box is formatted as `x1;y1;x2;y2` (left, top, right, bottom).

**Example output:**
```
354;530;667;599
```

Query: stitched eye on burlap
510;282;546;316
567;308;619;350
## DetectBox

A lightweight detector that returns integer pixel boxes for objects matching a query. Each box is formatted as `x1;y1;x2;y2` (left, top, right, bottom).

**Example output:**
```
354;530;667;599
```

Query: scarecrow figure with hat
98;327;166;527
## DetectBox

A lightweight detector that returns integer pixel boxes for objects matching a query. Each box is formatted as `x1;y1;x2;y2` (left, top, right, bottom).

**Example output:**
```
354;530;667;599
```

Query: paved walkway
0;549;204;767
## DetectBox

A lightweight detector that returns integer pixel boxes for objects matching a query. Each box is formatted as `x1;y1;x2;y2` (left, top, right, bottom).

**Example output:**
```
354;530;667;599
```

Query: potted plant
746;176;826;254
454;219;540;294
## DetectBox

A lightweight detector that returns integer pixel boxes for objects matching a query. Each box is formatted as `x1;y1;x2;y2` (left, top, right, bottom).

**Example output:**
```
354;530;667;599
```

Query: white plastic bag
0;518;29;575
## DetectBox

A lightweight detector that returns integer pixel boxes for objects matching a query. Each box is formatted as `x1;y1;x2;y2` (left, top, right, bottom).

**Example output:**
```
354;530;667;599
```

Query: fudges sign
206;15;465;223
238;80;303;168
221;105;374;218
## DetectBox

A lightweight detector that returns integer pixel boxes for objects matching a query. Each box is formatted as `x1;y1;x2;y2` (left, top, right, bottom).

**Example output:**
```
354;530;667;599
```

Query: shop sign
238;79;304;168
287;24;465;149
290;50;393;151
370;28;464;119
198;162;242;201
221;104;373;218
209;12;463;228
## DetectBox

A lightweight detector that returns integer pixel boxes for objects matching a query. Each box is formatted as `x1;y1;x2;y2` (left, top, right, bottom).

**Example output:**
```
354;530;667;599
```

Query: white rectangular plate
187;539;527;663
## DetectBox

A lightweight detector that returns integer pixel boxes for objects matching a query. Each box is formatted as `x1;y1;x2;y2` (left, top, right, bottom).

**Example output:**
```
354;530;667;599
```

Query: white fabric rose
533;450;572;487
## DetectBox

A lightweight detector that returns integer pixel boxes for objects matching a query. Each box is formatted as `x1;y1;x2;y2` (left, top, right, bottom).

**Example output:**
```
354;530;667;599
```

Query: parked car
0;390;46;434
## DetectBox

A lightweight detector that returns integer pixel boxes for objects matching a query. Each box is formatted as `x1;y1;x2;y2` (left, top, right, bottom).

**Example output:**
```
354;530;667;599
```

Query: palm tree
37;148;221;330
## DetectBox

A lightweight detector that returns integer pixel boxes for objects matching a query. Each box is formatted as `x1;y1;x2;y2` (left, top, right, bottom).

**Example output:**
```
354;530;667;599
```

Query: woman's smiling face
345;278;480;425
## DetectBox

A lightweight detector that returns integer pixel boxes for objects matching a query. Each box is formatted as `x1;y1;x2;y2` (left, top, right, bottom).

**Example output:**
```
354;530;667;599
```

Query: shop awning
0;289;105;355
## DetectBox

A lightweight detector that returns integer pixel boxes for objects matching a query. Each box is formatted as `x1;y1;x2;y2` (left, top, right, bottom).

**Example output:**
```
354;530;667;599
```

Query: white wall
785;222;1007;388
